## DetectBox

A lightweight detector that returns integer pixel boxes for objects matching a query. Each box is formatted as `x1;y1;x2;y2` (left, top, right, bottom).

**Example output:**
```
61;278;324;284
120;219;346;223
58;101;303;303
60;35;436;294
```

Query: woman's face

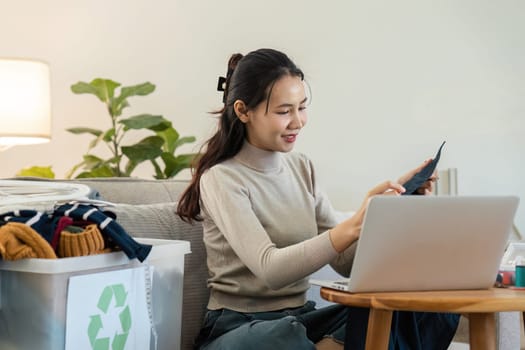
239;75;308;153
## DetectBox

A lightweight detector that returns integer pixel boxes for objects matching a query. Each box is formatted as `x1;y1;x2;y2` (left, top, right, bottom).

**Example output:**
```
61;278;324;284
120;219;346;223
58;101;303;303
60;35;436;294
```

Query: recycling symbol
87;283;132;350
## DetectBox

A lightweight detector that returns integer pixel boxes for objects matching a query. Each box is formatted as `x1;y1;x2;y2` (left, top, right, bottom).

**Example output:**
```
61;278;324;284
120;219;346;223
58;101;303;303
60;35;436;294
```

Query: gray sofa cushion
111;202;207;350
68;178;189;205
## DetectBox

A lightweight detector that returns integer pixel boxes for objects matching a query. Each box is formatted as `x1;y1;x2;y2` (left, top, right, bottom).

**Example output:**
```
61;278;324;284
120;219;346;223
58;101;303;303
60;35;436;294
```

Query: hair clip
217;76;226;92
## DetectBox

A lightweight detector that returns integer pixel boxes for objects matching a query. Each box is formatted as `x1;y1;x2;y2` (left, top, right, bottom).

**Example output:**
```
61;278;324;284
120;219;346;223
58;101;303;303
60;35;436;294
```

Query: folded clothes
53;203;151;262
0;201;152;262
0;222;57;260
0;209;58;245
59;224;110;258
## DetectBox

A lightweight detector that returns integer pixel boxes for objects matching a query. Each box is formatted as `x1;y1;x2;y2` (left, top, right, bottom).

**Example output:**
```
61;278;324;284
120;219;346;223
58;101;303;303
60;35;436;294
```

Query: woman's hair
176;48;304;222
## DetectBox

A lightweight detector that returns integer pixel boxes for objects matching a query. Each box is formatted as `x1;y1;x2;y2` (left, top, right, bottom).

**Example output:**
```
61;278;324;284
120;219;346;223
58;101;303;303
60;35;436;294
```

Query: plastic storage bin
0;238;190;350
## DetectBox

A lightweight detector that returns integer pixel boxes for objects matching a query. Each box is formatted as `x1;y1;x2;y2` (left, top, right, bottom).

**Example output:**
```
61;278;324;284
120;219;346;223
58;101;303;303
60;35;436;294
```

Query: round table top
320;287;525;313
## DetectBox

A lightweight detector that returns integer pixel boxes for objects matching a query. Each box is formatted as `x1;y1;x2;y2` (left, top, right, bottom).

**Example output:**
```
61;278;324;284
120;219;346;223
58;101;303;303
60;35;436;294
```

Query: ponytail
176;49;303;223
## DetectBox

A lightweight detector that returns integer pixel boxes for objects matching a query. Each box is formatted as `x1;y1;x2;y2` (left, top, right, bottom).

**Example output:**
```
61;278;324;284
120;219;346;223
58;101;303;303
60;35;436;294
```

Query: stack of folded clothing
0;202;151;262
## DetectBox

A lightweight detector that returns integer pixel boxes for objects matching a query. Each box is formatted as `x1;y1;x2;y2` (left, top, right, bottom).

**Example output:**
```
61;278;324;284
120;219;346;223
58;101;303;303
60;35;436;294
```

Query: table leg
468;312;496;350
365;309;392;350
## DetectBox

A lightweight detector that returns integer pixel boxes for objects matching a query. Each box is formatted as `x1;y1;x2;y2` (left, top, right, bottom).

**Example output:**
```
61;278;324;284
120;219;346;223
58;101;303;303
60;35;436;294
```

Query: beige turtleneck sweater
200;142;356;312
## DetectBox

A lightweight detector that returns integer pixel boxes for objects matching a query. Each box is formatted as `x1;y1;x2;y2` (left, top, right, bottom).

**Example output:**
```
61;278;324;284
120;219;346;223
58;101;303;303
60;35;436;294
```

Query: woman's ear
234;100;249;123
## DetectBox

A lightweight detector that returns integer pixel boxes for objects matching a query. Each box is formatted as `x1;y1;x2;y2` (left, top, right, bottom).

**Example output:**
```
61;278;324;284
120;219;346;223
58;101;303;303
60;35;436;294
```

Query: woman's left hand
413;174;438;195
398;159;438;196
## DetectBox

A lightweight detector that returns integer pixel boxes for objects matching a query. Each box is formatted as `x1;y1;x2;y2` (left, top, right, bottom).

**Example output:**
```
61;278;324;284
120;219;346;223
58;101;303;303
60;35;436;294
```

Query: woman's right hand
328;180;405;253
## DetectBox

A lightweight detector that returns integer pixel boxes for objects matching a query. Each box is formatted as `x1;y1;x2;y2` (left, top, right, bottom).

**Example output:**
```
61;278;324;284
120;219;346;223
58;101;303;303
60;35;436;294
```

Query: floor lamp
0;58;51;152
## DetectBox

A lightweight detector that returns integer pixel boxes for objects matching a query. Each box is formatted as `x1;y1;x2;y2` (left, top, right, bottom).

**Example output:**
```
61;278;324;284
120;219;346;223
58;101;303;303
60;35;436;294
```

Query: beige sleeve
308;156;357;277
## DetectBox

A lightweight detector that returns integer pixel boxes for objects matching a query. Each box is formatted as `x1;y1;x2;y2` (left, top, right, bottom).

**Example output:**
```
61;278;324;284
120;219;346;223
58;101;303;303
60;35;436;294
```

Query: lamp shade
0;58;51;149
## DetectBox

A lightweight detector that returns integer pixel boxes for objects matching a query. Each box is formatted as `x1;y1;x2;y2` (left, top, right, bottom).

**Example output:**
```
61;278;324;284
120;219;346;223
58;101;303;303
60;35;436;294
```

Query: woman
177;48;459;350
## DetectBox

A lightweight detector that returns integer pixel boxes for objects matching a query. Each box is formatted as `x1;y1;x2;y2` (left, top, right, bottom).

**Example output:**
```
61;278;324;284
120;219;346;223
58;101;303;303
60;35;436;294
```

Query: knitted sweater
200;142;356;312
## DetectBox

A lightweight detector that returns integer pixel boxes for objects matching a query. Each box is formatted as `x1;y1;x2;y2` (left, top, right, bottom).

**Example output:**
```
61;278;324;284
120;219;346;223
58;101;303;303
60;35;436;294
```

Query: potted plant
19;78;199;179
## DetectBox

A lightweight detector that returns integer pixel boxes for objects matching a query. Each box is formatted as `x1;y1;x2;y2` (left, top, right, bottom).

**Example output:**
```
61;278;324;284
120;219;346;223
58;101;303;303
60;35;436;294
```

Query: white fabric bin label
65;266;151;350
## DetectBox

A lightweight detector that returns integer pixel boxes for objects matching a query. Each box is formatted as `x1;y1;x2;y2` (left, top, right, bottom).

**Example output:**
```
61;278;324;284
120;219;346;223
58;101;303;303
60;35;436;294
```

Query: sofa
7;177;520;349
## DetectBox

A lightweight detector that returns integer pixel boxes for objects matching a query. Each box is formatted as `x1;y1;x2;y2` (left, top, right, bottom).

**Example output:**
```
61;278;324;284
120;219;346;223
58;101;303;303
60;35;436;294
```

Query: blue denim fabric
345;307;460;350
194;301;347;350
195;302;459;350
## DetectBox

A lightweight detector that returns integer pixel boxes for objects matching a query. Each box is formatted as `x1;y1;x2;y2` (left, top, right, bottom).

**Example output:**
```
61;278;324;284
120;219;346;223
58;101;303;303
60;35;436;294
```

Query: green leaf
112;82;155;116
120;114;168;131
157;153;176;178
16;166;55;179
123;159;139;177
75;165;115;178
161;152;197;178
156;127;179;153
71;79;121;103
102;128;116;142
148;118;172;132
113;99;129;117
150;159;164;179
82;154;104;167
173;136;196;150
88;135;103;150
65;161;86;179
105;155;121;165
119;82;155;99
90;79;120;100
70;82;99;96
66;127;103;137
121;136;164;162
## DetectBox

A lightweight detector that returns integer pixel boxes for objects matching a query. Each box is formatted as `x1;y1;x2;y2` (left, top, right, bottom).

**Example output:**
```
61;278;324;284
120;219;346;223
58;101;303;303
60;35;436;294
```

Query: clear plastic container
0;238;190;350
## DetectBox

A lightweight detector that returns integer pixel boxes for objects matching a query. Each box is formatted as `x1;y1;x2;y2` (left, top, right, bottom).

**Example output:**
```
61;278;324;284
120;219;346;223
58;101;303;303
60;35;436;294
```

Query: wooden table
320;287;525;350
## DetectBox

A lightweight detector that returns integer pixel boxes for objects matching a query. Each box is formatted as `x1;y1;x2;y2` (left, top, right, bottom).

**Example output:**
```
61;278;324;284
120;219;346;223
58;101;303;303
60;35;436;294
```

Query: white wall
1;0;524;232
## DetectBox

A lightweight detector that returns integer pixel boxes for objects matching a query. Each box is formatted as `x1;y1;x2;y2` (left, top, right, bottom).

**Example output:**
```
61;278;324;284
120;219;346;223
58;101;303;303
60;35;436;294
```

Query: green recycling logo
87;283;132;350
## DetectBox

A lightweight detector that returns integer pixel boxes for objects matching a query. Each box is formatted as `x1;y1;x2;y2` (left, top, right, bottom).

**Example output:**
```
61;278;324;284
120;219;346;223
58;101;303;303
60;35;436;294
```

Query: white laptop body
310;195;519;293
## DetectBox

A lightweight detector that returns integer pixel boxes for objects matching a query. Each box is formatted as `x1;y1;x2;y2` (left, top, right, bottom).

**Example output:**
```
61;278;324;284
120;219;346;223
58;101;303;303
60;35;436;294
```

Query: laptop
310;195;519;293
